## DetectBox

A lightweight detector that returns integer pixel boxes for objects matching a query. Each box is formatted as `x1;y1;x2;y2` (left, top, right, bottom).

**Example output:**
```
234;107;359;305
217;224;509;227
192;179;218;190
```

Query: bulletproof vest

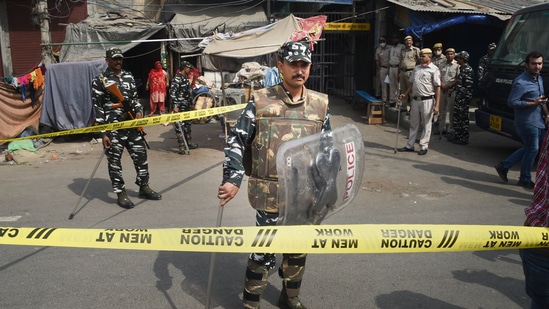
247;85;329;213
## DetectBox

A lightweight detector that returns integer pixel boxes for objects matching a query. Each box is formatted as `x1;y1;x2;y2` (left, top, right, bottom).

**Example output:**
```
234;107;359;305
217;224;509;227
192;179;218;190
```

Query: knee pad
243;260;269;307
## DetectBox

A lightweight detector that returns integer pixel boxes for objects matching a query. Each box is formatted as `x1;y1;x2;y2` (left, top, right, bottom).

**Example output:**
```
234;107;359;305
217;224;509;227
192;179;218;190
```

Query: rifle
104;81;150;149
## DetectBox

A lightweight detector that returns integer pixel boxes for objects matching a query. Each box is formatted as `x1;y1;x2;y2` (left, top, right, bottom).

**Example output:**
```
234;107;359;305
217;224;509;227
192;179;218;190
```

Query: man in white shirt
397;48;441;155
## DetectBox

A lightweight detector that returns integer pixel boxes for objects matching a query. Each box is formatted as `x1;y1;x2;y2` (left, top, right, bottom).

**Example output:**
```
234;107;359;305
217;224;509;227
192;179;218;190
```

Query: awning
59;18;165;62
203;15;301;58
167;4;268;54
386;0;513;21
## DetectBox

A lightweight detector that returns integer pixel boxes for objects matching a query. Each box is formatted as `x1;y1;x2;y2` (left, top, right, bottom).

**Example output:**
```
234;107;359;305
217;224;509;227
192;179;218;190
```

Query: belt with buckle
381;65;388;68
413;95;434;101
390;65;399;68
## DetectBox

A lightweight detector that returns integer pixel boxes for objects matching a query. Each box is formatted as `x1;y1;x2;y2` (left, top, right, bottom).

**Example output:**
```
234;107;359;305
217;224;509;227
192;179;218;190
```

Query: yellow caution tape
0;104;246;143
1;224;548;253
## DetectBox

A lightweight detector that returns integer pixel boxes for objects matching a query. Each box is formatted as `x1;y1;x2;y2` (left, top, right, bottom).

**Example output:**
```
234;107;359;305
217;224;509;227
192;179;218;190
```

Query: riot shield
276;123;364;225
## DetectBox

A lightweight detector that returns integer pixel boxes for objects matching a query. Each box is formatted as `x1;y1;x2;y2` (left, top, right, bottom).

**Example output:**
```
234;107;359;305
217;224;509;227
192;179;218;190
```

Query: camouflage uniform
452;63;474;143
478;54;490;87
169;71;196;151
92;68;149;193
222;84;330;309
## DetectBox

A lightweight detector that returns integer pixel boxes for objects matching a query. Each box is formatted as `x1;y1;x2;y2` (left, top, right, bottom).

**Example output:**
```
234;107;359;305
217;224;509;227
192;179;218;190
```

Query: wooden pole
36;0;55;65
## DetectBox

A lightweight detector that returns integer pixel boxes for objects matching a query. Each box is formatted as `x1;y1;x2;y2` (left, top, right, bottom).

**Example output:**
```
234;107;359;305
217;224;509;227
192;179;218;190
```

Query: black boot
277;287;307;309
138;185;162;200
117;191;134;209
185;134;199;149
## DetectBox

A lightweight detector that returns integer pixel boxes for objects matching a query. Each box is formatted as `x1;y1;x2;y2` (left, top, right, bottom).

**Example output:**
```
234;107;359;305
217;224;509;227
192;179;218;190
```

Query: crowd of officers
375;34;496;143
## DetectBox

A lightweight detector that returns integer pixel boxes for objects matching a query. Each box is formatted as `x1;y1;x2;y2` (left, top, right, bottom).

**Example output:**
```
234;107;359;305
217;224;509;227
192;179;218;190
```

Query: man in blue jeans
495;51;548;189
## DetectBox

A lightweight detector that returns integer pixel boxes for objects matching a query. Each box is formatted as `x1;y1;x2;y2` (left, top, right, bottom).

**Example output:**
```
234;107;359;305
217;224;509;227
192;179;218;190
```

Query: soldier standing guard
448;51;474;145
217;41;331;309
169;61;199;154
91;47;162;209
478;42;497;104
388;33;405;107
399;35;420;113
432;43;445;67
437;48;459;136
375;35;390;104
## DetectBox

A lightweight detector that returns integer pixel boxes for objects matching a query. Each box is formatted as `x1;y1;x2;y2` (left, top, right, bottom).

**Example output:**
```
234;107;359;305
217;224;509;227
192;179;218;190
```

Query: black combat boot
138;185;162;200
185;134;199;149
117;190;134;209
277;286;307;309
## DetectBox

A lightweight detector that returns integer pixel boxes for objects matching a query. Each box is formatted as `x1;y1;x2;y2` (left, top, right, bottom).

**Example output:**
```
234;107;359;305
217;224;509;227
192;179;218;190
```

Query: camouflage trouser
173;120;192;137
243;211;307;309
105;129;149;193
452;93;471;142
173;104;193;141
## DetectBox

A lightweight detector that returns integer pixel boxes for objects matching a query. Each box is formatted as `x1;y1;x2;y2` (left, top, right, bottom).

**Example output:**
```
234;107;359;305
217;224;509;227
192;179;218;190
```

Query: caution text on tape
1;224;548;253
0;104;246;144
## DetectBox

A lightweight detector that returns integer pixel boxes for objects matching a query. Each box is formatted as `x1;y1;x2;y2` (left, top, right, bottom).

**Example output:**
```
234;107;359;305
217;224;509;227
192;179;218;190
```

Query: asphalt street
0;97;531;308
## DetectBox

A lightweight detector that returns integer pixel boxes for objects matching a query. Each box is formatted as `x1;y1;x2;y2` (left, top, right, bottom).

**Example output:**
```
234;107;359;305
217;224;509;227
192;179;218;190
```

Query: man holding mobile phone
495;51;549;189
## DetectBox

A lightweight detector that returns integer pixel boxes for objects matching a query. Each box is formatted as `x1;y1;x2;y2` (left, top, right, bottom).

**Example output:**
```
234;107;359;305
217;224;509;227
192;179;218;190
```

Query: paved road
0;97;531;308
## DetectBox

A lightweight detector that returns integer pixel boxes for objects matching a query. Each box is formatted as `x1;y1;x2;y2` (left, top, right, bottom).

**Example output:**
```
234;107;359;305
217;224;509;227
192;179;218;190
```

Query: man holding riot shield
92;47;161;209
217;41;330;309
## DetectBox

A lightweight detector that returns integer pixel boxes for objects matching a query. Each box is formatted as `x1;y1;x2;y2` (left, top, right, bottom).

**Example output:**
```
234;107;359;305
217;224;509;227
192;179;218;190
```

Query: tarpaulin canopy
167;4;268;54
203;14;301;58
59;18;165;62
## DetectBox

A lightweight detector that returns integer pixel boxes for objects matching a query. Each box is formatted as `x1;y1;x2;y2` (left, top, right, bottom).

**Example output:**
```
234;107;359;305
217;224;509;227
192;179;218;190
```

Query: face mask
380;43;386;48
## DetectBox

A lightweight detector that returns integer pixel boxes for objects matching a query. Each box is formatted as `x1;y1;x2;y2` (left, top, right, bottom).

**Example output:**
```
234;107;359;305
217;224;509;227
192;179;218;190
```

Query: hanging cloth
33;67;44;90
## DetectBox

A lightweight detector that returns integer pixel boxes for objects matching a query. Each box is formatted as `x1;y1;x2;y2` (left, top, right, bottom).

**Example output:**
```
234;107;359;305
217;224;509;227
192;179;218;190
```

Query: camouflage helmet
455;51;470;61
106;47;123;59
180;61;193;69
278;41;311;63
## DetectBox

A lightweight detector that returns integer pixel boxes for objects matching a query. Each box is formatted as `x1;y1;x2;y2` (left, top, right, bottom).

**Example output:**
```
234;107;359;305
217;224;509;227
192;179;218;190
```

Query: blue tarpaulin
405;15;489;38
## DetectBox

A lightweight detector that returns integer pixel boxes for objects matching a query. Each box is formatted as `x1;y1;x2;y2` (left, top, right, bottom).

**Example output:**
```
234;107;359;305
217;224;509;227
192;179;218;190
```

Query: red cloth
189;67;201;88
148;63;167;93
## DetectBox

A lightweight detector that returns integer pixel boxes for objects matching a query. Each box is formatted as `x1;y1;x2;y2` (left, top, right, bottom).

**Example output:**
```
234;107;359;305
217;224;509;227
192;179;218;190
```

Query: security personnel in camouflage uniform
217;41;330;309
169;61;198;154
448;51;474;145
92;47;162;209
478;43;496;88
